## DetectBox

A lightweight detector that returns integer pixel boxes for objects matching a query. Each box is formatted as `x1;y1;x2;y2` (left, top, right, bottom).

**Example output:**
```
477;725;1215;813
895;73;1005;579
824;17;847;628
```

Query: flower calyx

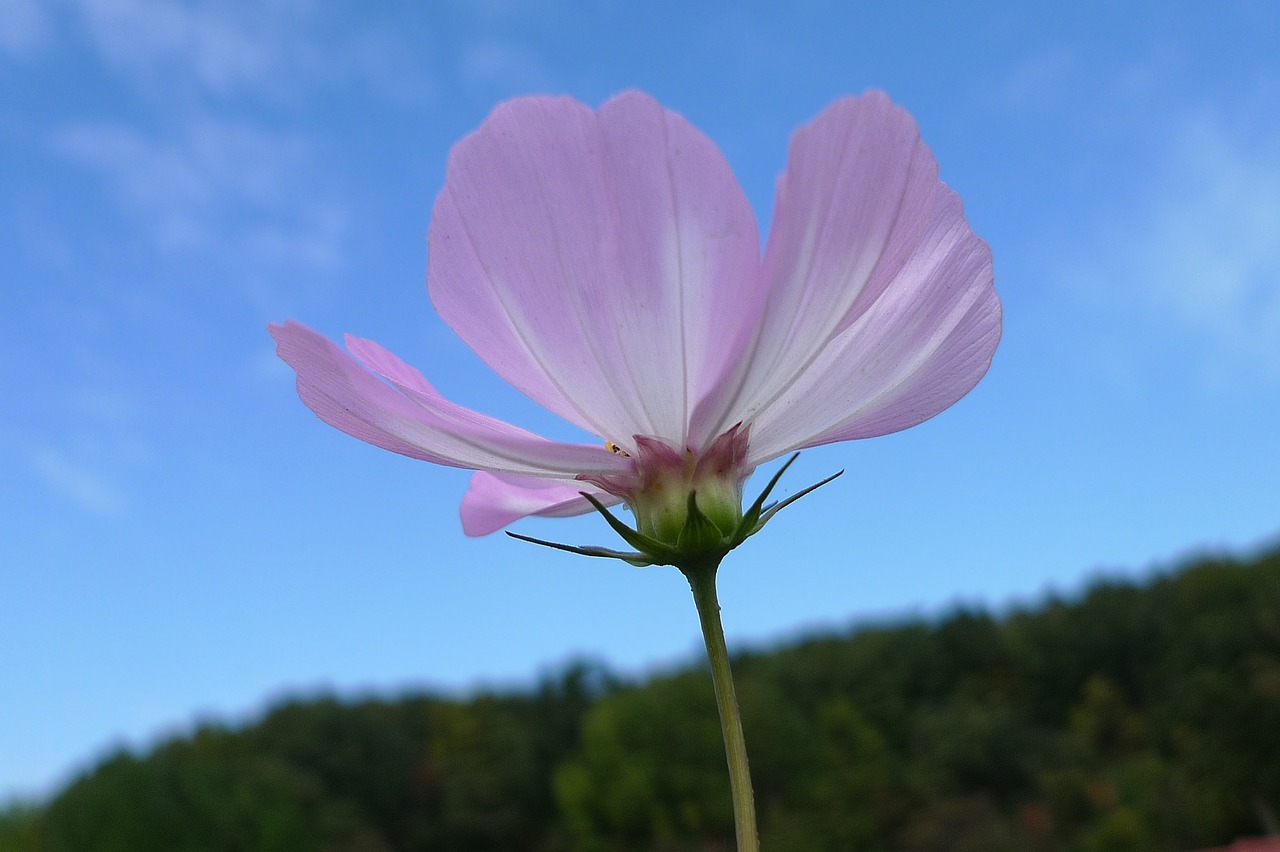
507;452;843;570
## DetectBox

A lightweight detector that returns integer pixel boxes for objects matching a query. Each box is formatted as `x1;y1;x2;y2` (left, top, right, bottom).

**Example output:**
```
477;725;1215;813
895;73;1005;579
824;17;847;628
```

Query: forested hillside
4;543;1278;851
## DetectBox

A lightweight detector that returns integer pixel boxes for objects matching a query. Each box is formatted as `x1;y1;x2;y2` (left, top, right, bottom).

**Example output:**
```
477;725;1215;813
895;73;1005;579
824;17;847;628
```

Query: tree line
3;542;1278;851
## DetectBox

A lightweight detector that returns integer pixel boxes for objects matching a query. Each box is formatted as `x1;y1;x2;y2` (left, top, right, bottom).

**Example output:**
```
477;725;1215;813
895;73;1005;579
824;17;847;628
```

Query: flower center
585;424;752;551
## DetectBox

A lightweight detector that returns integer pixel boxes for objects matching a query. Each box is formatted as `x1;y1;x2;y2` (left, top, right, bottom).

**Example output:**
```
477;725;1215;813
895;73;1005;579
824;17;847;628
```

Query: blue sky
2;0;1278;803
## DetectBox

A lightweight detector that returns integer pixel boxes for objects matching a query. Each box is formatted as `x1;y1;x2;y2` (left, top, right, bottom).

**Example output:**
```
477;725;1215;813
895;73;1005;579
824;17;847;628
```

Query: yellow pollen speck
605;441;630;457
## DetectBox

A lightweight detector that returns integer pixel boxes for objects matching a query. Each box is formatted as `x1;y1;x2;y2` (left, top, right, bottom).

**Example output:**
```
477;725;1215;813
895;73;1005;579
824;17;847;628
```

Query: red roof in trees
1198;839;1280;852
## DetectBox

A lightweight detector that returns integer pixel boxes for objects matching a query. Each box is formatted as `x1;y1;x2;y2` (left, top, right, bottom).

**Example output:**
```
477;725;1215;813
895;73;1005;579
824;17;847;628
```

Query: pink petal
460;472;619;536
428;91;762;450
709;92;1001;461
270;321;629;478
748;193;1000;460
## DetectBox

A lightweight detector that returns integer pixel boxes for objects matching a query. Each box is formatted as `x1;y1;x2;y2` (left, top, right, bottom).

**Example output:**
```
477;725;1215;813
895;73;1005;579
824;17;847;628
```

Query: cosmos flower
271;90;1000;563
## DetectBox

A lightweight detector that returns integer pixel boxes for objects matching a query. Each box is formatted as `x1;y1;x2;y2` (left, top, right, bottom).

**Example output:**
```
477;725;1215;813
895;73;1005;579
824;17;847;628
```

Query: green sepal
677;491;725;554
741;469;843;540
505;532;655;567
505;456;842;570
579;492;679;560
733;453;800;544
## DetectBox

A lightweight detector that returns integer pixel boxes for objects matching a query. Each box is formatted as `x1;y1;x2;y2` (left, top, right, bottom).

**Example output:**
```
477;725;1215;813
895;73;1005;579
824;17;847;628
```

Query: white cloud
0;0;50;58
453;0;547;25
64;386;141;426
64;0;436;106
29;447;127;516
245;204;346;275
54;116;304;211
460;40;554;95
51;114;346;275
54;122;214;215
1067;109;1280;387
249;341;293;384
1130;116;1280;377
73;0;315;99
996;47;1076;109
343;25;438;107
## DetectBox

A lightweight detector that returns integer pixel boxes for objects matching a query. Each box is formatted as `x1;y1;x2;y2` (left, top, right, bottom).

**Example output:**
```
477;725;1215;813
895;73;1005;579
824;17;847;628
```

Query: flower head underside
271;90;1001;554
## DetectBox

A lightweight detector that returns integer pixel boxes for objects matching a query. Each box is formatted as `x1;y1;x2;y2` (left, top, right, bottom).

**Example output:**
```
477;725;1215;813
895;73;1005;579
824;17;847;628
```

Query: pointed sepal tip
505;454;843;570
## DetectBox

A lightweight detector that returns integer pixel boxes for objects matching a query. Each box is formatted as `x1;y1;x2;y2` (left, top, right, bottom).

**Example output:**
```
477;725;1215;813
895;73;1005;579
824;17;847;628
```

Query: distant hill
4;542;1278;851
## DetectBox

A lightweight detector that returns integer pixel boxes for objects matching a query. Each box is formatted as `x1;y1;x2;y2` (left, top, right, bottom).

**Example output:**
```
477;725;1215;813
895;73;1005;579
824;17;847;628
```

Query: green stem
683;562;759;852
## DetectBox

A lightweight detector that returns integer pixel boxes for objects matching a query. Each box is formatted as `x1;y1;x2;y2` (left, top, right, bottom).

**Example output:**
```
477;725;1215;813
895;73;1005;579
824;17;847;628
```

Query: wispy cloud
453;0;548;26
76;0;283;96
0;0;50;58
64;385;143;426
28;446;127;517
51;114;347;283
30;4;454;305
1139;116;1280;367
342;25;439;107
54;115;303;217
996;46;1077;109
63;0;435;106
460;40;555;96
1067;108;1280;388
69;0;355;102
